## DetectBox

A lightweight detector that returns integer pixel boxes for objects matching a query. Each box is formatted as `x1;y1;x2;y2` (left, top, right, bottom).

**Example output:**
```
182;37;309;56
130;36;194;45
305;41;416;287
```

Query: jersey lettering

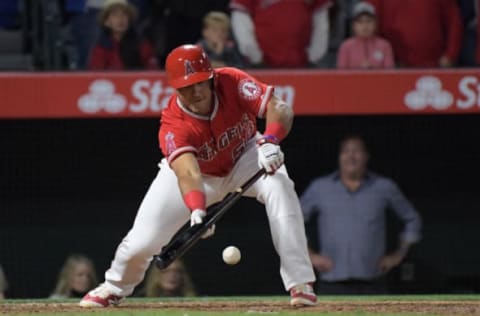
217;114;254;151
197;114;255;161
160;68;271;176
232;141;246;163
197;139;217;161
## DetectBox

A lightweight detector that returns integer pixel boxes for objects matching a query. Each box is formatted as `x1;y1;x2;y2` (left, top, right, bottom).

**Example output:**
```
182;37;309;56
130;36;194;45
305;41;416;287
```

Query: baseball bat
154;168;266;269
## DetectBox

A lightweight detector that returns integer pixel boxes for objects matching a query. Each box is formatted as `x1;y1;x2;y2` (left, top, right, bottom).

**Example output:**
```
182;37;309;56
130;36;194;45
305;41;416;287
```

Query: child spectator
88;0;157;70
337;2;394;69
198;11;244;68
50;254;98;299
140;260;196;297
141;1;230;68
0;264;8;299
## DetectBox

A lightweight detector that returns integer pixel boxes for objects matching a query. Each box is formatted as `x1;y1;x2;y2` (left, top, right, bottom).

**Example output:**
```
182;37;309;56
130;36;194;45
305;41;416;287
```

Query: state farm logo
404;76;453;110
77;79;174;114
77;78;296;115
404;75;480;111
78;79;127;113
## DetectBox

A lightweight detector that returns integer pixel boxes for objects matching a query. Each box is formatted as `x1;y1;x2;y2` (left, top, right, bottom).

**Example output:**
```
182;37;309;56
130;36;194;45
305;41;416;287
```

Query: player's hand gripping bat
154;168;266;269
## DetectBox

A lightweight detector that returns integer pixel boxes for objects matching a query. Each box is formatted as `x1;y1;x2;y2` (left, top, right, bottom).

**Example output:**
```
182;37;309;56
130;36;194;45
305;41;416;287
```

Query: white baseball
222;246;241;265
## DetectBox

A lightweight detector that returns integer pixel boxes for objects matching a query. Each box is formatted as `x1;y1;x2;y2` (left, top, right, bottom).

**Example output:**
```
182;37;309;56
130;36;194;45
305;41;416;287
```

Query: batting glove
256;136;284;174
190;209;215;239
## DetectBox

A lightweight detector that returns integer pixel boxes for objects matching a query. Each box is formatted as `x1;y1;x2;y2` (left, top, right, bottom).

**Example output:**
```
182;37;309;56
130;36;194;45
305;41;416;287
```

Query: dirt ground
2;300;480;315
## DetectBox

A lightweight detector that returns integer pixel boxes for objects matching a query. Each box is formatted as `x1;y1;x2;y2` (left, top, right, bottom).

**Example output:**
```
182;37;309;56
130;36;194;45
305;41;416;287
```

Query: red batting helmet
165;44;214;89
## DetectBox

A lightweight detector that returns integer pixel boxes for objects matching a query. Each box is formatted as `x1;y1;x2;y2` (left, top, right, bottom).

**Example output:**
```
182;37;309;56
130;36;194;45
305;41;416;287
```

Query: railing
1;69;480;118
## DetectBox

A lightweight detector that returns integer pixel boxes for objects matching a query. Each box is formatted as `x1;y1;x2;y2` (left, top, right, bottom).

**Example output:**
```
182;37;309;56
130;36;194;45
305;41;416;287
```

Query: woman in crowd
50;254;98;299
141;260;196;297
88;0;157;70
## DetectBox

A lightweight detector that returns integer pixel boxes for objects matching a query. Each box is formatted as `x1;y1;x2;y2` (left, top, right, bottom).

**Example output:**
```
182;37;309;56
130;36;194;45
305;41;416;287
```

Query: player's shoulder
215;66;264;91
214;67;256;94
215;66;250;80
160;96;184;125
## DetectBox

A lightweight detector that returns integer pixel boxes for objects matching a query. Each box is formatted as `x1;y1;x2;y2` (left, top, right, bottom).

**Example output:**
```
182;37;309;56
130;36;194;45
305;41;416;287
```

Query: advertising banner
1;69;479;118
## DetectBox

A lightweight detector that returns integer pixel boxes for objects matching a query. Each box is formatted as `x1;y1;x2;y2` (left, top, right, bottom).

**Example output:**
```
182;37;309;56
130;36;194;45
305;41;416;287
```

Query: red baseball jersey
159;67;274;177
230;0;331;67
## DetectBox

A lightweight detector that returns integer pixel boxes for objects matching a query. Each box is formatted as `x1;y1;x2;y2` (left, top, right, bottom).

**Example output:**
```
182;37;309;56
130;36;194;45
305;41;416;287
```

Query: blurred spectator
337;2;394;69
143;0;229;68
230;0;332;67
140;260;196;297
317;0;348;68
50;254;98;299
457;0;478;66
64;0;104;69
197;11;244;68
367;0;463;67
301;135;422;294
0;265;8;299
88;0;157;70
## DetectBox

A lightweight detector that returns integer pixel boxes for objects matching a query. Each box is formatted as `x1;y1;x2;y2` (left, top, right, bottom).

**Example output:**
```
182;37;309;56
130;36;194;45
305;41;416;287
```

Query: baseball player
79;44;316;307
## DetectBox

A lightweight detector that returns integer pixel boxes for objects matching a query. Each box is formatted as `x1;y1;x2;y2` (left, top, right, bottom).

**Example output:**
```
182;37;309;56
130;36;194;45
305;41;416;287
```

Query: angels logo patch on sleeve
165;131;177;155
238;79;262;100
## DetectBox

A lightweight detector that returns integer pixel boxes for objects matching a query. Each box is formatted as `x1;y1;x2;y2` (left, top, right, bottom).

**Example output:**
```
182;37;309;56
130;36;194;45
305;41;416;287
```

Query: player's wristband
183;190;206;212
256;135;279;146
264;122;287;143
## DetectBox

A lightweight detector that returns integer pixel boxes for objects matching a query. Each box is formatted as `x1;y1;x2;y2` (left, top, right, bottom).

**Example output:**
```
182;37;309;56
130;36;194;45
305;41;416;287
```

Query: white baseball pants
104;136;315;296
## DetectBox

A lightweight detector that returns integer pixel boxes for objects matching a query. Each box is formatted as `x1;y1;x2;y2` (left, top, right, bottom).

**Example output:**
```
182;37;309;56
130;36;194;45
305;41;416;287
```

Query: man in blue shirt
300;135;422;294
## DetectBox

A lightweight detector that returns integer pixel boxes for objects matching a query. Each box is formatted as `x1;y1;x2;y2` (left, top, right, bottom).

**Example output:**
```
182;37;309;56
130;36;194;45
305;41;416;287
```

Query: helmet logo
184;60;195;77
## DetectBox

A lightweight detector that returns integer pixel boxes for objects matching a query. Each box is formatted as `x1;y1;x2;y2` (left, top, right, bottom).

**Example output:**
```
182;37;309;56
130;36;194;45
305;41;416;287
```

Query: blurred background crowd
1;0;479;300
0;255;196;299
0;0;478;71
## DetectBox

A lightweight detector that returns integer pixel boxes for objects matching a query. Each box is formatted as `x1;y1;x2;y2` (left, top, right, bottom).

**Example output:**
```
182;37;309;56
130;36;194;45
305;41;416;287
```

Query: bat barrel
153;169;266;270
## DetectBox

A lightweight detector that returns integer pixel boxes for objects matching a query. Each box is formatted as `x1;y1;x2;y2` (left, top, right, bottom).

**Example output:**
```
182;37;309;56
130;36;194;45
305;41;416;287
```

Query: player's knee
262;172;295;197
257;173;297;204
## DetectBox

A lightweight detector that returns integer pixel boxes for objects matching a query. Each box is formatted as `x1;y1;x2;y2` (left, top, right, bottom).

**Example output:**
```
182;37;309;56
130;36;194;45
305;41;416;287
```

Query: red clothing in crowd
367;0;463;67
337;37;394;69
89;39;157;70
230;0;330;67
